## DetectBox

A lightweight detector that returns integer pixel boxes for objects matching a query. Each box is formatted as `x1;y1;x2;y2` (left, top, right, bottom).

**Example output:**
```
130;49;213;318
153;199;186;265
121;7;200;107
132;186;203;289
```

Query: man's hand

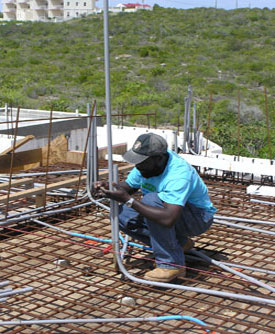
94;180;109;191
102;182;131;203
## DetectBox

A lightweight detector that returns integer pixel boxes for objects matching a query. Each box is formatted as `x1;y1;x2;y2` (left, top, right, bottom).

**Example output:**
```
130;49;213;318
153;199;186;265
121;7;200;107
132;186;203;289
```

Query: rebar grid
0;173;275;334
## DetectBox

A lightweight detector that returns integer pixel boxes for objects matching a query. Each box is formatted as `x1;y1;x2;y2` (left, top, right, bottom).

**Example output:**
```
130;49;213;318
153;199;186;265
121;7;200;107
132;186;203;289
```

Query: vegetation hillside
0;7;274;158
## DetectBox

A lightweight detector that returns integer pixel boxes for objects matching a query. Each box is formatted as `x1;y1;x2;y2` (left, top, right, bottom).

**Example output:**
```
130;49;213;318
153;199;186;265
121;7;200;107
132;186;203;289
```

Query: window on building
67;2;69;5
67;12;70;16
76;2;78;5
84;2;86;6
76;12;79;16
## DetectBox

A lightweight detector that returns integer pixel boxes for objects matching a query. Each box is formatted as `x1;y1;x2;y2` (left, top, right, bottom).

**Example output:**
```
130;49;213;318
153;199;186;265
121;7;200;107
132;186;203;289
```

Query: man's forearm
131;199;181;228
119;181;138;195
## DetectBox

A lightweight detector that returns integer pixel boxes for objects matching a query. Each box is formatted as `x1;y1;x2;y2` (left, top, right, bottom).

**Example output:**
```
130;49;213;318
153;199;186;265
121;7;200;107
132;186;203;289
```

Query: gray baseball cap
123;133;168;165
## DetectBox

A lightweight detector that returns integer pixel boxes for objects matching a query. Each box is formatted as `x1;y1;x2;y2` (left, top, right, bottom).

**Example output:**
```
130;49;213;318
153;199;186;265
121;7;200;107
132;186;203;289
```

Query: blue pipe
0;315;211;332
157;315;210;331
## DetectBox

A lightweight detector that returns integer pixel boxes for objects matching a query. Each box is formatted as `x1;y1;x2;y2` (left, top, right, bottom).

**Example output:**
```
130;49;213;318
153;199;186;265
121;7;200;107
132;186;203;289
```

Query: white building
2;0;97;21
114;3;152;12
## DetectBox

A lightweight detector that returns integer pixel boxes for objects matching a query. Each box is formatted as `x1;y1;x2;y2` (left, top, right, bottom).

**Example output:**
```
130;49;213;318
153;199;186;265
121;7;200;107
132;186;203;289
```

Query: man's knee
141;192;163;208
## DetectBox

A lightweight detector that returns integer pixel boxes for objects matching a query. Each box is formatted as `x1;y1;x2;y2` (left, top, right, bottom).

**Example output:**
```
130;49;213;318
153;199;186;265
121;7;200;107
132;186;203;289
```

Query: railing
48;5;63;9
32;5;48;9
3;7;16;12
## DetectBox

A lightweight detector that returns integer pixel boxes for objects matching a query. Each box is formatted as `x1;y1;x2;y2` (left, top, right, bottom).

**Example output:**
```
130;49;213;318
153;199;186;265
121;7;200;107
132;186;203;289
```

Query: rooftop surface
0;163;274;333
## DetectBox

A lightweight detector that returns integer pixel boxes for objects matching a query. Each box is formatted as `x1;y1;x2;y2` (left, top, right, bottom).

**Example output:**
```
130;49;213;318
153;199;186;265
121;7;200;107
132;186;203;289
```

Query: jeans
119;192;213;269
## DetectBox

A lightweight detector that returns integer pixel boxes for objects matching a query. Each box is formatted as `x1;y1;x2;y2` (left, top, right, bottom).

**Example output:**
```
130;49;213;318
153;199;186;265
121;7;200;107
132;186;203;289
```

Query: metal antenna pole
183;97;188;153
103;0;113;186
103;0;118;270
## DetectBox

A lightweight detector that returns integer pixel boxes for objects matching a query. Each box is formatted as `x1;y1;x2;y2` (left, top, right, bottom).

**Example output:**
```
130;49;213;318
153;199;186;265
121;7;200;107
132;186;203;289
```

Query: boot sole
144;271;186;282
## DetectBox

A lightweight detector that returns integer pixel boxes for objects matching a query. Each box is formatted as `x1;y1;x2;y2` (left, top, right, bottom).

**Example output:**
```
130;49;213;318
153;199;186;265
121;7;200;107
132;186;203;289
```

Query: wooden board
0;149;42;173
0;178;33;191
0;164;133;204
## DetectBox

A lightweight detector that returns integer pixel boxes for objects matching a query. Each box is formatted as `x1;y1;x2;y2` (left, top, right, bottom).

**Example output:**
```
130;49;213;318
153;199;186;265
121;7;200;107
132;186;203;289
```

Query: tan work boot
144;267;186;282
183;238;194;252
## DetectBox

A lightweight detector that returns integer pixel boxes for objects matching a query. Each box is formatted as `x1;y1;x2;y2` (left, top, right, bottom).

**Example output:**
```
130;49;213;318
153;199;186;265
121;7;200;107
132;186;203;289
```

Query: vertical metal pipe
264;87;272;163
173;131;178;152
87;103;93;189
183;97;188;153
75;103;95;200
121;104;124;129
5;103;8;135
5;106;20;218
112;164;119;271
10;104;13;138
193;103;197;153
103;0;113;187
44;108;53;208
177;109;180;135
104;0;118;269
186;85;192;148
237;90;241;162
205;94;212;157
93;102;98;183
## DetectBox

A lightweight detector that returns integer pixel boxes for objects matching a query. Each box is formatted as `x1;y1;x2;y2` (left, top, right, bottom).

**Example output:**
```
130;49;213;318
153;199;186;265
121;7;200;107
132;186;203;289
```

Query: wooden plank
0;178;33;191
66;151;86;165
0;164;133;204
41;134;68;166
1;135;35;155
0;149;42;173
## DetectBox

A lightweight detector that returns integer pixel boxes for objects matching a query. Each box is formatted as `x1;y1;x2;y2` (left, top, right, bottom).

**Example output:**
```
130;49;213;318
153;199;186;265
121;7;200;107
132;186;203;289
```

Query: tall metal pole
103;0;113;186
237;90;241;161
264;87;272;163
103;0;118;270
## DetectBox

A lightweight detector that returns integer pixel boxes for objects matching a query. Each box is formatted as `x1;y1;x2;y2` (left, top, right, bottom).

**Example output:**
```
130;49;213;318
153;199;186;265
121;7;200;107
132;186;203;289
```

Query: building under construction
0;104;274;334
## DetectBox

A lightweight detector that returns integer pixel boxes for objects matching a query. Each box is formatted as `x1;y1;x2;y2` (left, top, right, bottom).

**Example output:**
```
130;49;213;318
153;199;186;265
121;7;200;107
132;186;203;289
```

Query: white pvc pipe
214;214;275;226
214;219;275;236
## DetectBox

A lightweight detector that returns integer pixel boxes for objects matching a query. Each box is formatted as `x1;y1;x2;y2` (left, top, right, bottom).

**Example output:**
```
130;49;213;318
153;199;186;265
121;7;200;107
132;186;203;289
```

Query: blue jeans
119;192;213;269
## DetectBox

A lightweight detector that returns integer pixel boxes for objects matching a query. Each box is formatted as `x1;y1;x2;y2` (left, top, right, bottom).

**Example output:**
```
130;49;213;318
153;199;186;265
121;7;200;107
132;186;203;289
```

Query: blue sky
0;0;274;12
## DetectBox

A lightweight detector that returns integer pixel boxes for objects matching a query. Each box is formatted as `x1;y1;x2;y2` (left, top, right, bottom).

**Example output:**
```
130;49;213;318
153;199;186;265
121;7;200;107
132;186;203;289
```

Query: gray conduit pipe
189;250;275;294
0;288;33;298
216;262;275;276
85;101;110;212
185;255;275;276
0;198;94;227
214;215;275;226
0;289;13;295
0;315;210;331
0;196;111;227
250;199;275;206
112;165;275;306
214;219;275;236
0;196;87;222
0;281;9;288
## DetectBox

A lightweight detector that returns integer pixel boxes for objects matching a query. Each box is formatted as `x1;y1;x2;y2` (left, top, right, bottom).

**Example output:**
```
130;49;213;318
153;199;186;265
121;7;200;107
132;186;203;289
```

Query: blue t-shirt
126;150;216;214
